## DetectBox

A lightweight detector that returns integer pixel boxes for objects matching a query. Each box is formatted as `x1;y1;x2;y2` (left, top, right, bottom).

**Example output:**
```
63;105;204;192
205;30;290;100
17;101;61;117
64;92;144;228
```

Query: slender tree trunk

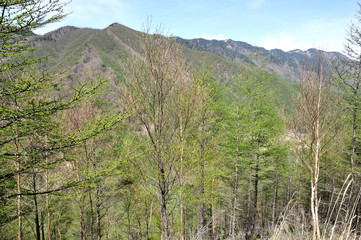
350;68;360;200
287;156;293;202
160;165;169;240
15;126;22;240
252;161;259;237
41;212;45;240
89;188;94;240
135;185;143;240
79;194;84;240
313;78;322;240
33;172;41;240
58;202;62;240
198;130;207;240
46;183;51;240
45;135;51;240
145;201;149;240
245;166;252;240
199;161;206;240
230;108;241;239
211;177;216;240
350;103;357;200
127;204;131;240
272;173;279;226
95;186;102;240
260;183;265;230
74;153;84;240
179;166;185;240
178;100;185;240
231;164;238;238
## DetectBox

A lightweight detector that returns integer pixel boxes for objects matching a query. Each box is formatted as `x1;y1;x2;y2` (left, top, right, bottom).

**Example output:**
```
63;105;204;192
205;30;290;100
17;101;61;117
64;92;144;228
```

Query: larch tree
333;3;361;206
0;2;126;239
122;26;193;240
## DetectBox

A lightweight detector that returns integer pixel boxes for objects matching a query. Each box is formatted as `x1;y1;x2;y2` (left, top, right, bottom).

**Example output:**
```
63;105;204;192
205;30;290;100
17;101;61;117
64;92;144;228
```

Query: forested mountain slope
33;22;345;85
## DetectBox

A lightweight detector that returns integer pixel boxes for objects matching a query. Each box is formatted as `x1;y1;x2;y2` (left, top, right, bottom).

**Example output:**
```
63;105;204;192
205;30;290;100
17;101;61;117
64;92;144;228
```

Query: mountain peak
39;26;79;41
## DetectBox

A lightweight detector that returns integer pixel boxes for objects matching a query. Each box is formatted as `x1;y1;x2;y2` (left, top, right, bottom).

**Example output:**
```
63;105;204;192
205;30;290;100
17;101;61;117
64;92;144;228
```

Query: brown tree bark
159;165;169;240
33;171;41;240
95;186;102;240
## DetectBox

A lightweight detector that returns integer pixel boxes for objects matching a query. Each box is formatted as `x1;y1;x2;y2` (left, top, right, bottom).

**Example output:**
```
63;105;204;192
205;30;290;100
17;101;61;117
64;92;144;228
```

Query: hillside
34;23;245;86
3;6;359;239
33;22;345;85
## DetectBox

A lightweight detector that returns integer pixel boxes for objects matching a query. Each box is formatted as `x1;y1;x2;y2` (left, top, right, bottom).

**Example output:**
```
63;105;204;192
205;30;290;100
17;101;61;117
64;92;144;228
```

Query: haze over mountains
34;22;346;83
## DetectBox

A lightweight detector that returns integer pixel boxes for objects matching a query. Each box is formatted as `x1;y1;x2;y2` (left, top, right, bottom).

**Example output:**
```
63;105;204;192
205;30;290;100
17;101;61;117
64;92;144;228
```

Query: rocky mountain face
176;37;346;81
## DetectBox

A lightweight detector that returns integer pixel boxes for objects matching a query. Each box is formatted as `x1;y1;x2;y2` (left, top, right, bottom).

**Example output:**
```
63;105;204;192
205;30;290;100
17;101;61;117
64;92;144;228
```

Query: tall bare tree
123;26;192;240
293;57;342;240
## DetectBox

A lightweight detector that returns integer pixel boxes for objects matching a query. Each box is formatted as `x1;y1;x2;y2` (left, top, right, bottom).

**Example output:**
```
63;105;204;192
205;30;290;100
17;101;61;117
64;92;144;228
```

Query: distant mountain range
176;37;346;81
33;23;346;84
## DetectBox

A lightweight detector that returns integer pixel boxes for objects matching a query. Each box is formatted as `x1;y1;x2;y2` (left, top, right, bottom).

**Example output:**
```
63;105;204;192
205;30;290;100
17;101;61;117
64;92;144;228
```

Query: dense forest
1;1;361;240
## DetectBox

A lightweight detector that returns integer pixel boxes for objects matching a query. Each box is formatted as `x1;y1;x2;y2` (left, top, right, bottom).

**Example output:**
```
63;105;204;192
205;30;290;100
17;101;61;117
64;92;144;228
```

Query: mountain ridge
175;36;346;81
33;22;346;83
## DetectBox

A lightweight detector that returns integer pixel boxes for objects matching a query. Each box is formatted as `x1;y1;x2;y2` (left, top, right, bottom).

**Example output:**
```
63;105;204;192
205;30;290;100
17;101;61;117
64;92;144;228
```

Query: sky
35;0;359;52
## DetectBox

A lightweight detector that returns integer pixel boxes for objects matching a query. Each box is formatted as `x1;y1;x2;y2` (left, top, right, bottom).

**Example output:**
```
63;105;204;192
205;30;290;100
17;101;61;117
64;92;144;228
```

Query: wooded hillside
1;2;361;240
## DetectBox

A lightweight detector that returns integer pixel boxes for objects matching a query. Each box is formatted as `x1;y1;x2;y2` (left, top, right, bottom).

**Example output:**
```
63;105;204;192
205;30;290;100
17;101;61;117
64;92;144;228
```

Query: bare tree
123;25;192;240
293;57;342;240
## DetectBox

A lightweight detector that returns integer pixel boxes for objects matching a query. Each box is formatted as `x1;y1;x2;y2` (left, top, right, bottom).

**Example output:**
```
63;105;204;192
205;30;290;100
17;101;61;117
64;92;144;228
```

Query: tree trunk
96;186;102;240
350;103;357;200
313;82;322;240
160;166;169;240
74;154;84;240
41;212;45;240
178;101;185;240
45;135;52;240
272;173;279;226
252;161;259;237
46;184;51;240
230;108;241;239
33;172;41;240
135;185;143;240
58;202;62;240
245;166;252;240
199;161;206;240
15;126;22;240
230;163;238;239
89;188;94;240
211;176;216;240
79;194;84;240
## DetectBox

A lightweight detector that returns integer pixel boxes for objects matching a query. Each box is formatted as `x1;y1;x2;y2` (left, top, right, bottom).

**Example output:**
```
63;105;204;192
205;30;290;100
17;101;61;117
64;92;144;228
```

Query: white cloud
198;33;226;41
261;31;307;51
248;0;265;9
260;16;350;52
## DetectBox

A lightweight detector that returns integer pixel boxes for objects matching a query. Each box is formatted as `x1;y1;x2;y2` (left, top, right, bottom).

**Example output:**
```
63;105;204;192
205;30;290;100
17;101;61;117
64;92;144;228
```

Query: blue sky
35;0;358;52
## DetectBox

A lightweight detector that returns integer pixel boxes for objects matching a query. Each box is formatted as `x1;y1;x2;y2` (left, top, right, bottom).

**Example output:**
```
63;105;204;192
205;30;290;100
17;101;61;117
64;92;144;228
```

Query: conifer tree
0;2;126;239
